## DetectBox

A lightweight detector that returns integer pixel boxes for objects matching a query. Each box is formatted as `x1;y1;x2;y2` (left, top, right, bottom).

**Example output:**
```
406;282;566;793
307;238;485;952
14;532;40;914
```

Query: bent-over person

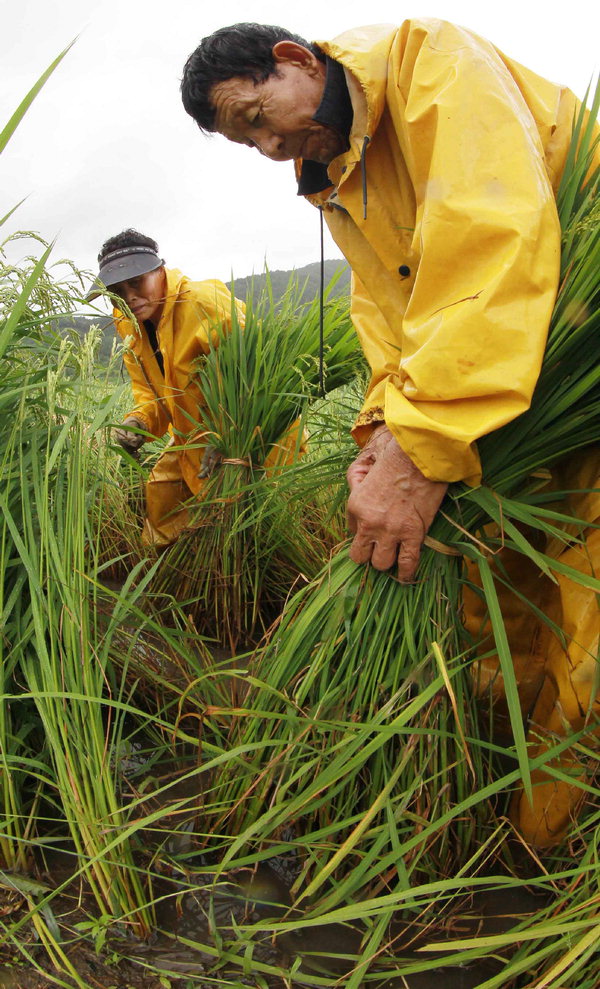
180;19;600;847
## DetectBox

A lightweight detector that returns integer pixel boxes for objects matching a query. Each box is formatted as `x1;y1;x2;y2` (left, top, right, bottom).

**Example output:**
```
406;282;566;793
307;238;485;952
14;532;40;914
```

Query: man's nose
256;131;284;160
121;283;137;304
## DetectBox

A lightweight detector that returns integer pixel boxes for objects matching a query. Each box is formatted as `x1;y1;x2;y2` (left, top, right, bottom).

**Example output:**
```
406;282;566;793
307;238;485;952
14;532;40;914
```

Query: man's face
111;267;166;325
210;41;347;165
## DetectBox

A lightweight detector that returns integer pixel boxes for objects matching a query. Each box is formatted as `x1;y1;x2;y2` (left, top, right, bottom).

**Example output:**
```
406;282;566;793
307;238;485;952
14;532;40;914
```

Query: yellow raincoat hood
303;19;579;484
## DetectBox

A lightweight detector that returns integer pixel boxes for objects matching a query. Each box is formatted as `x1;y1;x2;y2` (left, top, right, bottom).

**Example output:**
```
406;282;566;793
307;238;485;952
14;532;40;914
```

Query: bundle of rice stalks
151;274;364;650
261;377;368;588
195;85;599;925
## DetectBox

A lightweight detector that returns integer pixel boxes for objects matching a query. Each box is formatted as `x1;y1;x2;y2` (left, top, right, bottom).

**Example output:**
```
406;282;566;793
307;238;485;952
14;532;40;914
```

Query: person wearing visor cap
92;228;246;546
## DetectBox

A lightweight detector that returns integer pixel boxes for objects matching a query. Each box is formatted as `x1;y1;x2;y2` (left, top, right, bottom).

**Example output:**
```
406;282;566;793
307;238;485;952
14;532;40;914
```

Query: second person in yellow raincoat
93;229;306;545
92;228;246;545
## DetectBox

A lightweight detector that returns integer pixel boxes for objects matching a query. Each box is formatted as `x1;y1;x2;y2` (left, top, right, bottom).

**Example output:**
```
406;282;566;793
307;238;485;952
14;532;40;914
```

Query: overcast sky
2;0;598;307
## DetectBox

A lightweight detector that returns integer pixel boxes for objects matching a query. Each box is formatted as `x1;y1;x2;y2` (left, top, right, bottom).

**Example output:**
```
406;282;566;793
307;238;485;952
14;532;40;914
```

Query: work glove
198;444;221;479
114;417;146;458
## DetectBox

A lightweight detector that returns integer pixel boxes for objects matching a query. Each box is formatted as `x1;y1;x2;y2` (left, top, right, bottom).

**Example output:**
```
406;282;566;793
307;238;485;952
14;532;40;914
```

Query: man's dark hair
181;23;323;133
98;229;158;265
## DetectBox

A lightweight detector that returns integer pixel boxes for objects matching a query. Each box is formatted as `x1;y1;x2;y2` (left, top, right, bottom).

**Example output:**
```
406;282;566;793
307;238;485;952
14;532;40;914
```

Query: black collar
297;56;353;196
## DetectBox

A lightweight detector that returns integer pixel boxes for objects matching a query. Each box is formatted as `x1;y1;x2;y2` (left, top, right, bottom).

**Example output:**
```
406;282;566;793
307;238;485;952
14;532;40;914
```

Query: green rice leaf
476;555;532;803
0;41;76;154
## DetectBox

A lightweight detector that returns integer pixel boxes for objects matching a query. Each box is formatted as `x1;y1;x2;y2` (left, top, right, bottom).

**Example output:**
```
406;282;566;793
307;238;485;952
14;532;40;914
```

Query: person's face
211;41;347;165
110;267;166;324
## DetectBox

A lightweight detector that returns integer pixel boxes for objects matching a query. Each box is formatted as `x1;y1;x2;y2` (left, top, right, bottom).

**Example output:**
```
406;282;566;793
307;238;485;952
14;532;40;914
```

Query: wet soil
0;839;550;989
0;718;552;989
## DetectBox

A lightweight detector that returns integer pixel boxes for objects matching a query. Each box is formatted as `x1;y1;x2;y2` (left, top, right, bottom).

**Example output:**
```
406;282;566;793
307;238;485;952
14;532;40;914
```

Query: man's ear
272;40;319;71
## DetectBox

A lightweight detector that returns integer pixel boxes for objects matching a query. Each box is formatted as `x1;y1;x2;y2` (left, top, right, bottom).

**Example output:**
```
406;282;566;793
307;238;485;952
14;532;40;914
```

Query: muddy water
1;829;547;987
128;862;546;988
113;757;548;987
1;746;547;988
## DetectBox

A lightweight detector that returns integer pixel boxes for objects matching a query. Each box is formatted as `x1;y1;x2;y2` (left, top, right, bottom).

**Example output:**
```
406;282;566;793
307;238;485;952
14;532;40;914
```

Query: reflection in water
133;854;547;988
115;760;549;987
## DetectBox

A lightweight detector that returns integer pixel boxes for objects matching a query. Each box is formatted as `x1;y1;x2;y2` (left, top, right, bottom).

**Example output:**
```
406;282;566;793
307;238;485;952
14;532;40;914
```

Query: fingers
349;516;398;569
346;451;375;491
396;538;421;583
371;537;401;572
349;528;420;581
115;431;143;450
349;529;375;565
114;429;130;447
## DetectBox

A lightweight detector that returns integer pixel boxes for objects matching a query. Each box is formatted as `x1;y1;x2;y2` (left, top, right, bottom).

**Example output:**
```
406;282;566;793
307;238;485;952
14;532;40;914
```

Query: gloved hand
198;444;221;479
114;417;146;457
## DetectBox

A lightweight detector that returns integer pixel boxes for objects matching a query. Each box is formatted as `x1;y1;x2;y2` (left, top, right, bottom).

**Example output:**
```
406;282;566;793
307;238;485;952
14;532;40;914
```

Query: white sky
1;0;598;305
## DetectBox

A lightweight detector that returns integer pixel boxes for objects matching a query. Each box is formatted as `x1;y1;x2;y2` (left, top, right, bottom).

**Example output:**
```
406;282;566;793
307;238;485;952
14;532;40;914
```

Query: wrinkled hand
346;424;447;583
113;417;146;457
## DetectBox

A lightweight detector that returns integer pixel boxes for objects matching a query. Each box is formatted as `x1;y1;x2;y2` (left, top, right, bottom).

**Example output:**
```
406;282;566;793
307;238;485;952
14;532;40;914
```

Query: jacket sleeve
121;347;171;438
183;280;246;357
356;22;562;485
114;311;170;438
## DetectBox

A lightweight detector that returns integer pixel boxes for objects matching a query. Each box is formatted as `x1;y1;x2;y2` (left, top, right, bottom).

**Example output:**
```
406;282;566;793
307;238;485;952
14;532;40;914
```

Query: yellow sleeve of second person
357;22;562;485
118;325;171;439
177;278;245;358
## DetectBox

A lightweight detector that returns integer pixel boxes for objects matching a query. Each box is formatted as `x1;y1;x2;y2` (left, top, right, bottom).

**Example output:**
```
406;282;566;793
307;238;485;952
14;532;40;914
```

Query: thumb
347;451;375;491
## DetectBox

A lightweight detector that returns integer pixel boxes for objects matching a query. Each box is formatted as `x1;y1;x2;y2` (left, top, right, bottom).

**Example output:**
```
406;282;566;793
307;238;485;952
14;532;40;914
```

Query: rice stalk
0;234;88;872
0;41;74;157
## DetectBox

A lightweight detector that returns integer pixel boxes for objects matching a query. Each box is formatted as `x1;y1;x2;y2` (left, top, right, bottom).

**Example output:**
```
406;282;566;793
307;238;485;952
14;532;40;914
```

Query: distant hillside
59;314;116;364
63;260;350;364
227;259;350;305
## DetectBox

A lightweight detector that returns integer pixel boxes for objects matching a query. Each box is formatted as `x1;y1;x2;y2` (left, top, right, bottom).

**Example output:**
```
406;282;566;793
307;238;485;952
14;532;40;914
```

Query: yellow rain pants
142;445;192;546
300;18;599;844
464;452;600;847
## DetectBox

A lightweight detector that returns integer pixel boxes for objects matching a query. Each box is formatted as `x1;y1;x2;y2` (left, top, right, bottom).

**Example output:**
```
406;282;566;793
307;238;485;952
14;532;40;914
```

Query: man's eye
251;112;262;126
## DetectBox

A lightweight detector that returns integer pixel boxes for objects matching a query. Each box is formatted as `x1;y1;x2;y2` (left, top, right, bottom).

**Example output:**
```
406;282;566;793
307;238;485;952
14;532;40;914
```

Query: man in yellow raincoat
91;229;246;545
180;19;599;847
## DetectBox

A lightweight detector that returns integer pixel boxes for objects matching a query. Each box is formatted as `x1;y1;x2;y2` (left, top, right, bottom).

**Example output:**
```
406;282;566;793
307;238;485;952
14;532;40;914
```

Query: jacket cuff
351;405;385;447
384;381;482;485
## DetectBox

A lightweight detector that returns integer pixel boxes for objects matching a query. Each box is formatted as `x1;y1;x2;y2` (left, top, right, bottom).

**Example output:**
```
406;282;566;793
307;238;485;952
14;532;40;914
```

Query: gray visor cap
86;246;164;301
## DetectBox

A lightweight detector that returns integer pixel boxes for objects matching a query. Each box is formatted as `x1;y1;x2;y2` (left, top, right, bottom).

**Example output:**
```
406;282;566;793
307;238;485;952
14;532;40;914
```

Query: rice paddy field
1;48;599;989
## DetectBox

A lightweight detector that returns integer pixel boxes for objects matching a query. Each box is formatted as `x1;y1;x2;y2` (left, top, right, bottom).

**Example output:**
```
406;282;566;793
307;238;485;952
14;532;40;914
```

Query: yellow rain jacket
114;268;244;543
301;19;599;845
305;18;580;482
114;267;243;498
